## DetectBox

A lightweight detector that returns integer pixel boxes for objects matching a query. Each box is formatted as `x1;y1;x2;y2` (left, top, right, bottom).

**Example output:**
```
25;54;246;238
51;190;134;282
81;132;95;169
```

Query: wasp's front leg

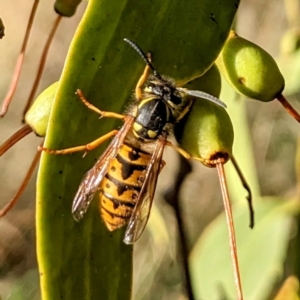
39;130;118;155
76;89;125;119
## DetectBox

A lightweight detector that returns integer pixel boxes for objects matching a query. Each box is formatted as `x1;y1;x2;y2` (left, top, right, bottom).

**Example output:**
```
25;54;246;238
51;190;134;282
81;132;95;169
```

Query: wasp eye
170;94;182;105
147;83;155;89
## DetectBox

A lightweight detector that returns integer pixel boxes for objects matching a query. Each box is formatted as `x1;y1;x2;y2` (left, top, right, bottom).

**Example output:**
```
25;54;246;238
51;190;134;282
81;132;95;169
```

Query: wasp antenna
178;88;227;109
124;38;163;81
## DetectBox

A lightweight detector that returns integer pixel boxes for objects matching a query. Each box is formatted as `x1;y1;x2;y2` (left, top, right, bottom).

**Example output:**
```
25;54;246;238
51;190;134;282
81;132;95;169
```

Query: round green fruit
217;31;285;102
175;98;234;168
25;82;58;137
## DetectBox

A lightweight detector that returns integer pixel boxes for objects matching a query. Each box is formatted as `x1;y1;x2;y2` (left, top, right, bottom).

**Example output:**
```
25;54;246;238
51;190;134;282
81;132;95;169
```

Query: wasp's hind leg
76;89;125;119
135;53;152;101
39;129;118;155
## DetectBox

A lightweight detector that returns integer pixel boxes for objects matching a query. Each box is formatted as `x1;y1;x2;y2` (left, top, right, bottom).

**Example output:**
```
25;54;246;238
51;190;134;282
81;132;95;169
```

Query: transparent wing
72;116;134;221
177;87;227;108
123;136;166;244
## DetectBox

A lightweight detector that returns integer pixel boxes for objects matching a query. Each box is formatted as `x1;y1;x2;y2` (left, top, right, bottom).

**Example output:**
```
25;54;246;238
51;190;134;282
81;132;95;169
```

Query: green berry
217;31;285;102
176;97;234;168
25;82;57;137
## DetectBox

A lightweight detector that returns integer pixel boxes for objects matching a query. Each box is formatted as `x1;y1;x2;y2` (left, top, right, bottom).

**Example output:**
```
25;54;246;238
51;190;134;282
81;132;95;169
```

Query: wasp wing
123;136;166;244
72;116;134;221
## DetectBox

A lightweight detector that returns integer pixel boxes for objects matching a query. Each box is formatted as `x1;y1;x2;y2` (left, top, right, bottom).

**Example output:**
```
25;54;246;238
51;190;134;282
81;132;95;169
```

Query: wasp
40;39;226;244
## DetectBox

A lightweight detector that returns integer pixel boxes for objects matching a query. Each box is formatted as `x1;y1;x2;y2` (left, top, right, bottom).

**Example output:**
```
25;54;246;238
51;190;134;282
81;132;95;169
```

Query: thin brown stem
216;163;243;300
22;15;62;120
0;146;41;217
0;124;32;156
277;93;300;123
0;0;40;117
230;156;254;228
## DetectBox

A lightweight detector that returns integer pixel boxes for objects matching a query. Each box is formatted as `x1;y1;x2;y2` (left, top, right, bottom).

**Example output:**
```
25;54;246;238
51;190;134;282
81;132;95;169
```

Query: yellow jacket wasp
40;38;226;245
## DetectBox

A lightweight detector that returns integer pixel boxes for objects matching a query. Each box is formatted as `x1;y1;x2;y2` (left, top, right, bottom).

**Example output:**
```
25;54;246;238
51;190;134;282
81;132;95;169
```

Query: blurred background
0;2;87;299
0;0;299;299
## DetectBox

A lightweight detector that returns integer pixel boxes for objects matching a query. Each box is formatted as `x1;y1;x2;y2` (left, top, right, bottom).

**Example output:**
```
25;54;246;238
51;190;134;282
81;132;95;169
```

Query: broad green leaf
36;0;239;299
190;197;300;299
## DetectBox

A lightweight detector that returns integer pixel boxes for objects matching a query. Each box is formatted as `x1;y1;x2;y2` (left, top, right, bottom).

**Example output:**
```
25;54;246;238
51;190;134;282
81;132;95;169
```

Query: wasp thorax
132;78;192;141
146;80;182;104
133;98;167;140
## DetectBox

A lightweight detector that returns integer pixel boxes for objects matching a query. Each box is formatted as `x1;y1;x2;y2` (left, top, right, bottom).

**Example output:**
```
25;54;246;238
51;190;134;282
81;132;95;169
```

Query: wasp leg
135;53;152;101
165;141;209;164
165;141;228;166
76;89;125;119
39;129;118;155
165;141;192;159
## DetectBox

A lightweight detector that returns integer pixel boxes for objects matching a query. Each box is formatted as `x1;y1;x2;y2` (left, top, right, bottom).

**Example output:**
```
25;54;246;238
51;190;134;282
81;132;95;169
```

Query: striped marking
99;143;151;231
116;153;147;180
105;173;142;196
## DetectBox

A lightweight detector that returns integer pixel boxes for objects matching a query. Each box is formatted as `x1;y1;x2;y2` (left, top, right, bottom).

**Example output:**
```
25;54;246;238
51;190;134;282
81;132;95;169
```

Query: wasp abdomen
100;144;151;231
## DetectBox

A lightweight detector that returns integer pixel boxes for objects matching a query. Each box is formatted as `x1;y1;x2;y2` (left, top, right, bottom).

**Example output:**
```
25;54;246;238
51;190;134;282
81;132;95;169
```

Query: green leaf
190;197;300;299
36;0;239;299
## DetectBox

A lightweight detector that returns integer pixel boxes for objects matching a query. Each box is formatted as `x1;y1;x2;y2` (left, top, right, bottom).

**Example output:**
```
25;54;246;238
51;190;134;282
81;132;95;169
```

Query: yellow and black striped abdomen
100;143;151;231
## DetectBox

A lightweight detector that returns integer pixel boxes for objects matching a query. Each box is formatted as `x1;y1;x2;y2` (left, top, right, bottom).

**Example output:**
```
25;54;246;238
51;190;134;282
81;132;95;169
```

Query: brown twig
216;162;243;300
0;124;32;156
0;0;40;117
22;15;62;120
230;156;254;228
0;145;41;217
277;93;300;123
